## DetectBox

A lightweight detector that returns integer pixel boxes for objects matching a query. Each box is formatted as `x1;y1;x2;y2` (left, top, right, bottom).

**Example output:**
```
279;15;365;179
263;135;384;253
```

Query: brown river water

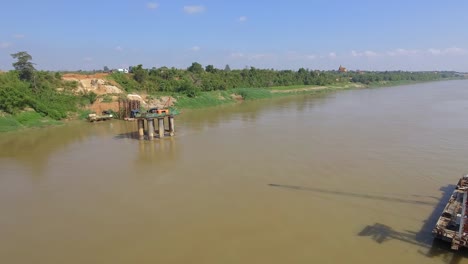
2;80;468;264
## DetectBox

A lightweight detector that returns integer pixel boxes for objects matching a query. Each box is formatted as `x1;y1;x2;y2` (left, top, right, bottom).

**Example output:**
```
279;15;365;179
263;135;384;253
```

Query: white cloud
364;51;378;57
351;50;379;57
428;48;441;55
427;47;468;56
13;34;25;39
0;42;12;49
306;55;316;60
387;48;421;56
385;47;468;57
229;52;273;60
230;52;245;58
249;54;271;60
328;52;337;59
442;47;467;55
239;16;247;22
83;57;93;62
183;5;205;14
190;46;201;51
115;46;123;51
147;2;159;9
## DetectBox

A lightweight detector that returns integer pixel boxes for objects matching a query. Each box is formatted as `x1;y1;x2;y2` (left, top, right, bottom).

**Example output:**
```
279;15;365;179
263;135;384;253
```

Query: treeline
349;71;456;84
110;62;459;96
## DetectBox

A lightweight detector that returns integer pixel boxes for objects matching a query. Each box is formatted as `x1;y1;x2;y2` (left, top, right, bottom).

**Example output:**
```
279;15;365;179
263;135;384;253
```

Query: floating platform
87;113;113;122
433;175;468;250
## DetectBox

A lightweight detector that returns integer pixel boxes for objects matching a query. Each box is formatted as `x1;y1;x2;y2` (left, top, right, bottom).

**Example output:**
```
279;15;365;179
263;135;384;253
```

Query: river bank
0;78;459;133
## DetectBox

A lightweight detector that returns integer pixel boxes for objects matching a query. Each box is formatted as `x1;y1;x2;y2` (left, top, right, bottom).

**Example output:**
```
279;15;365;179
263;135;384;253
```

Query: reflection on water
2;80;468;263
0;121;117;178
136;138;178;166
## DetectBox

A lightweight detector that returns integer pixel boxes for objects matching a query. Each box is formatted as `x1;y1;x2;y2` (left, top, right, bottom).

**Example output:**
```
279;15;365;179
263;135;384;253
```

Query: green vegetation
11;51;36;83
78;109;93;120
173;88;273;109
108;64;459;95
231;88;272;100
0;51;105;131
174;91;234;109
101;94;113;103
267;85;313;90
0;70;80;119
0;111;62;132
80;91;98;105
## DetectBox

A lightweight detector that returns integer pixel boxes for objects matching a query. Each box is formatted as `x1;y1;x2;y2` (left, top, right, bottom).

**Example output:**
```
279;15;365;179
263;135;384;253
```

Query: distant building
117;68;129;73
338;65;347;72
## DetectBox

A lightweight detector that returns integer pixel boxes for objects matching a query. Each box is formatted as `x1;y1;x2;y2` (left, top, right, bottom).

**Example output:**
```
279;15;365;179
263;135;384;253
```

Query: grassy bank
0;112;62;133
366;79;449;88
172;82;360;109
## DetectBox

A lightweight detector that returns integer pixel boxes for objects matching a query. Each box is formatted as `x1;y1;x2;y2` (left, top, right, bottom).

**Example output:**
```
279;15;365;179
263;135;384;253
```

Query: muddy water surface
2;80;468;263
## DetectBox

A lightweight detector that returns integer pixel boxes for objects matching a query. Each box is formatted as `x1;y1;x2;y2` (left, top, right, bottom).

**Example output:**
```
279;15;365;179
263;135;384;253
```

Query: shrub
80;91;98;104
102;95;113;103
176;81;200;98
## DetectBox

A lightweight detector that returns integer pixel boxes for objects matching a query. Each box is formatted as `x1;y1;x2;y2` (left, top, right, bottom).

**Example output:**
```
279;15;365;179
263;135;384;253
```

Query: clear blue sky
1;0;468;71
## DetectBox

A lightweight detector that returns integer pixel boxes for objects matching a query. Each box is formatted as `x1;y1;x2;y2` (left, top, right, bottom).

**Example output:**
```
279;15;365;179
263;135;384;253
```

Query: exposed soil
62;73;123;95
61;73;176;115
88;101;120;114
62;73;110;80
231;93;244;101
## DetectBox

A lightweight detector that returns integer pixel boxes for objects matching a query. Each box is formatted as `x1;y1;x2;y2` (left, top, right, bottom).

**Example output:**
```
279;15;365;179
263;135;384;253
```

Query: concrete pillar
147;119;155;140
158;118;165;138
168;116;175;136
138;119;145;140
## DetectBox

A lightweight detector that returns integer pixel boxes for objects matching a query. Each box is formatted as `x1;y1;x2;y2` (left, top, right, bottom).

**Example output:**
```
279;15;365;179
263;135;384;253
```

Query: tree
11;51;36;82
205;64;215;73
187;62;204;73
224;64;231;71
188;62;204;74
132;64;147;84
103;66;109;72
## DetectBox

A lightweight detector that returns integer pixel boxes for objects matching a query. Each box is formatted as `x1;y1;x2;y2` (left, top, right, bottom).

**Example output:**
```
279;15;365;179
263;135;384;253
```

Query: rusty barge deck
433;175;468;250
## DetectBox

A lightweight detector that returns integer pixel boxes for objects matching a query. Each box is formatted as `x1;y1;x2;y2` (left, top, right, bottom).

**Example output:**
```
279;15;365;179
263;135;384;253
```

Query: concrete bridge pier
136;115;176;140
147;119;155;140
158;118;165;138
168;116;175;136
137;119;145;140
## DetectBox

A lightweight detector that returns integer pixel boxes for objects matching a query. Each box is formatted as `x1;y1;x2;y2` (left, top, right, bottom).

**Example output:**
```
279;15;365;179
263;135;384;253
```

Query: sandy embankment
61;73;175;114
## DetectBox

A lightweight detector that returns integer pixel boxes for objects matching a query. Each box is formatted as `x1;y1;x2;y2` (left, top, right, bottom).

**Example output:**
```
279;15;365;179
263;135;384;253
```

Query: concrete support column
137;119;145;140
168;116;175;136
158;118;165;138
147;119;155;140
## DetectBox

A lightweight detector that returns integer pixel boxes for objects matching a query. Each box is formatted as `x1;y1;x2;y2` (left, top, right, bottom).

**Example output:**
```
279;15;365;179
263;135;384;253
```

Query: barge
87;111;113;122
433;174;468;250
